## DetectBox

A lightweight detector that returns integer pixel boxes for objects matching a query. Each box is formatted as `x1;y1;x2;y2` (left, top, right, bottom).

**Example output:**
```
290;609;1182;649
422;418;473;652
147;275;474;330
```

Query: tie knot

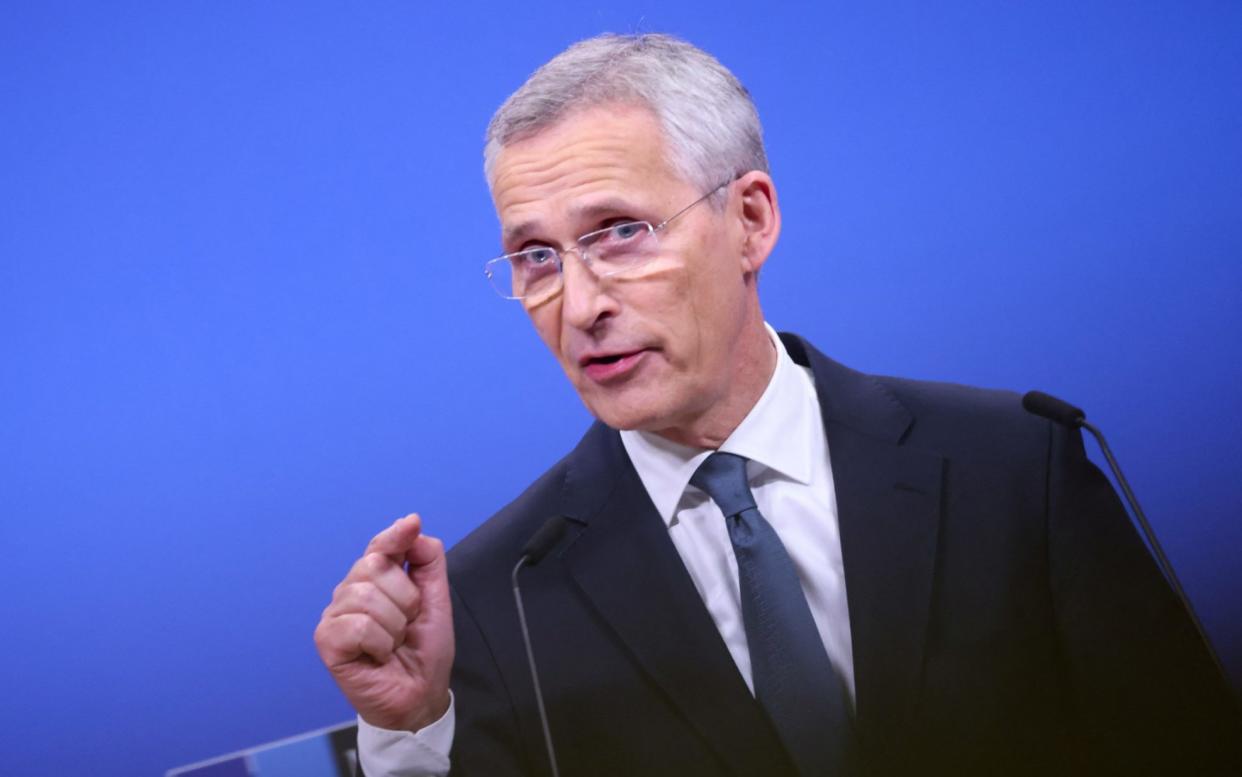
690;452;757;517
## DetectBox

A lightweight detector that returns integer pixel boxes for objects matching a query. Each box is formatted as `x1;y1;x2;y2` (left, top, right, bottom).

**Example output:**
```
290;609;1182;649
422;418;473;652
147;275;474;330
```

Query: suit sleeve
1044;420;1241;775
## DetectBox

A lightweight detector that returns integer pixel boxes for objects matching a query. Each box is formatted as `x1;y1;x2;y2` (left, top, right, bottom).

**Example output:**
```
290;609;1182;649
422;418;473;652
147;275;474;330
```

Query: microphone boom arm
1024;391;1228;685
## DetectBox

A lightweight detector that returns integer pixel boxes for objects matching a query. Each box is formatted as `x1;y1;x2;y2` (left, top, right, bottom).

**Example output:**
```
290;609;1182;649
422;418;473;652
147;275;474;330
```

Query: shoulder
447;452;567;581
880;375;1044;443
784;331;1058;474
446;421;616;593
785;331;1053;456
880;375;1060;482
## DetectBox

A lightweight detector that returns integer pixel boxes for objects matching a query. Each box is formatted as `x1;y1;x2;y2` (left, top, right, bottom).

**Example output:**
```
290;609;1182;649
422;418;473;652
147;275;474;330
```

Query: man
315;34;1238;776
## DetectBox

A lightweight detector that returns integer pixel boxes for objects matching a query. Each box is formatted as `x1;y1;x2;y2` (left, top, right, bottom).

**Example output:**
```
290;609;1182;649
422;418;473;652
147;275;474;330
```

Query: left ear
733;171;781;275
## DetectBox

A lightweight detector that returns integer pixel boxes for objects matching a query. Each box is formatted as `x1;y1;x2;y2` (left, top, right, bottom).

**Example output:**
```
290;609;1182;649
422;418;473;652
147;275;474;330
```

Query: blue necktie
691;452;856;776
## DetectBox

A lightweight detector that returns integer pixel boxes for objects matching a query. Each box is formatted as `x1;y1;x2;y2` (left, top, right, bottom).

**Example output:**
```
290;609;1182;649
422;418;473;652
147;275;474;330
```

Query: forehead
490;104;691;243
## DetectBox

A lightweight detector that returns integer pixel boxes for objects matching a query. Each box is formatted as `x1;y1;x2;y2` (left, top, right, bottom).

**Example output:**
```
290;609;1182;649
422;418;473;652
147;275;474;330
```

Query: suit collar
619;324;819;525
778;331;913;443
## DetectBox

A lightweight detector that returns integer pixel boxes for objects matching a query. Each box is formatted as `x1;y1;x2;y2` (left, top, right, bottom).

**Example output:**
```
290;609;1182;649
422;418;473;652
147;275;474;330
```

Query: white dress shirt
358;324;854;776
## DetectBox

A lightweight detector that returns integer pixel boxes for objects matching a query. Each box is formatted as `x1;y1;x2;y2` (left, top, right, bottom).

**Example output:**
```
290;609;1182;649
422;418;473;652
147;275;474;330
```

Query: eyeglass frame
483;177;735;301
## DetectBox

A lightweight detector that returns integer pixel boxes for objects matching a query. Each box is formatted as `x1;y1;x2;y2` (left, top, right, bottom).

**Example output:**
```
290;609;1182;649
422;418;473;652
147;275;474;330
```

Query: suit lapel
783;334;944;751
558;423;792;776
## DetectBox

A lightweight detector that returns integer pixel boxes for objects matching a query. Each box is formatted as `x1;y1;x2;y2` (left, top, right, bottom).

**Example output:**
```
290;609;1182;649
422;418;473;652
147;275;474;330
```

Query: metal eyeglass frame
484;178;734;301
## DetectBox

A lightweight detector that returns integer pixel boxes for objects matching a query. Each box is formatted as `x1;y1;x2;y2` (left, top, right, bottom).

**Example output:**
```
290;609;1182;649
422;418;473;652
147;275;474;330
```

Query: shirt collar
620;324;818;526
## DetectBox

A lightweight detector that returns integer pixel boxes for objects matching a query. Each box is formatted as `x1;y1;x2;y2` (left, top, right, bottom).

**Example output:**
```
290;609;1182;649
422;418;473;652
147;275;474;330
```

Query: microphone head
1022;390;1086;428
521;516;567;566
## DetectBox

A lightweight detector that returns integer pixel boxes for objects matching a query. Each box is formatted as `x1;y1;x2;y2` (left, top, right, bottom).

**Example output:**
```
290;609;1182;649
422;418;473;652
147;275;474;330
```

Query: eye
515;247;557;267
608;221;646;241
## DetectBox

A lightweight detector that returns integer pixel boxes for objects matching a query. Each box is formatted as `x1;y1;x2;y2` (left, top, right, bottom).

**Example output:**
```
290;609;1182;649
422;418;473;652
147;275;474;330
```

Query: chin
581;393;671;433
587;405;650;432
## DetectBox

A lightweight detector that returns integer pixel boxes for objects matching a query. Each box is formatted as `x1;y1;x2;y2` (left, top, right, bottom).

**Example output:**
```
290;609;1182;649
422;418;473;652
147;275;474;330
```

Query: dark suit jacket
442;334;1239;776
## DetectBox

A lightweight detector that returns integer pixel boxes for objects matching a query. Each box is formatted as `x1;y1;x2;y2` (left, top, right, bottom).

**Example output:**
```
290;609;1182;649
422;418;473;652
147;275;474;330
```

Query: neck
652;318;777;450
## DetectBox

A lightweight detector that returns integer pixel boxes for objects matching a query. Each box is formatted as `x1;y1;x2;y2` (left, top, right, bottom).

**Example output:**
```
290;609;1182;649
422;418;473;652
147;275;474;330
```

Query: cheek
681;262;747;374
635;269;698;366
526;304;566;362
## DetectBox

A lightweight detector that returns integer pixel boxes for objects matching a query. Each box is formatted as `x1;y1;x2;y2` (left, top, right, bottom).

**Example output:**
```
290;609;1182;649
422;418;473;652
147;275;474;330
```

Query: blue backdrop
2;3;1239;775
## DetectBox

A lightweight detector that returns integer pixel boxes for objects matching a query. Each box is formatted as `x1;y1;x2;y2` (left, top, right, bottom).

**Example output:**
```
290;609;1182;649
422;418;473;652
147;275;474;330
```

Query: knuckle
361;552;388;576
345;614;367;647
315;615;346;651
356;583;381;615
333;580;358;604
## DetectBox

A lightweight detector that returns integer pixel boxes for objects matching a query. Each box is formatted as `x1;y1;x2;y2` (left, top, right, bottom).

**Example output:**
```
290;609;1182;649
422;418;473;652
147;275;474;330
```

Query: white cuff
356;693;455;777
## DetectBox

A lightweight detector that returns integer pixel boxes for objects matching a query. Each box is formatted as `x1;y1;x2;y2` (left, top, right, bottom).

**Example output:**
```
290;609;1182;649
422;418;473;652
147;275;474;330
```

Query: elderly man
315;34;1238;777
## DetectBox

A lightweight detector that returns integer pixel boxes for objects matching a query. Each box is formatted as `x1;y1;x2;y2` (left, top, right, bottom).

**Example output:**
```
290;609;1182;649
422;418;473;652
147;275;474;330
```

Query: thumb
407;534;448;593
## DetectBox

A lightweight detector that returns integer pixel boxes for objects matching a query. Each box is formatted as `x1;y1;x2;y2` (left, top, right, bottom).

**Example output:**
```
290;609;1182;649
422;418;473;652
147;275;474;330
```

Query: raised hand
314;514;454;732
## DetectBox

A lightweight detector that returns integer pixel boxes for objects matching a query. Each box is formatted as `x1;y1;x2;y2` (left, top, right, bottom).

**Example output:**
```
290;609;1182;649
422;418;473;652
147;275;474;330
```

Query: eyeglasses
484;179;732;302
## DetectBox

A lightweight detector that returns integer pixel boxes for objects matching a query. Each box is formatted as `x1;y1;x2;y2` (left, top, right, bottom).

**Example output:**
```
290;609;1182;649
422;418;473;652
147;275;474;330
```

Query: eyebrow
502;197;646;247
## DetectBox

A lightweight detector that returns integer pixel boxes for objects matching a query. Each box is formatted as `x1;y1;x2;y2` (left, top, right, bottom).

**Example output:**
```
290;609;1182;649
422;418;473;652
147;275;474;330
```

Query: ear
734;171;781;274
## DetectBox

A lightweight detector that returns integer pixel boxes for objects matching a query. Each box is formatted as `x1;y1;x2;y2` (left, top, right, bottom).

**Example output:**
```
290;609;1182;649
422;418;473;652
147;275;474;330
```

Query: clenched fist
314;514;454;732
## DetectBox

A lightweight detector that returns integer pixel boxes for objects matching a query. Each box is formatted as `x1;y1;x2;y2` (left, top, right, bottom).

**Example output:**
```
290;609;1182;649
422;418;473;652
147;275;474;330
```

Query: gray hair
483;33;769;203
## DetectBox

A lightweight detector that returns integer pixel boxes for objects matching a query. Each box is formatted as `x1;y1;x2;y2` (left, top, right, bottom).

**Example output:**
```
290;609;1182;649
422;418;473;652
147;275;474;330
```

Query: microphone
521;516;568;564
511;516;567;777
1021;390;1226;680
1021;390;1084;428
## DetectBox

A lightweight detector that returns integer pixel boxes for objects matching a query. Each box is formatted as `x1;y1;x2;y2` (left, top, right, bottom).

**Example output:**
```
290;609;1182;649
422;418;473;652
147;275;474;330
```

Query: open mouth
581;349;648;381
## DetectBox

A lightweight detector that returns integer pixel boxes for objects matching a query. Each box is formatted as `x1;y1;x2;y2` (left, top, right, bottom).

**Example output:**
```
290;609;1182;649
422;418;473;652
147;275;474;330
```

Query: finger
330;581;409;642
406;535;448;606
316;612;398;666
406;533;444;570
346;552;421;620
365;513;423;561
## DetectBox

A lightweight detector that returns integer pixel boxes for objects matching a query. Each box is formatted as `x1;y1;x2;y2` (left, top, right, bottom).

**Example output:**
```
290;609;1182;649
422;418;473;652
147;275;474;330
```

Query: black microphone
1021;390;1226;680
511;516;567;777
521;516;568;564
1021;390;1085;428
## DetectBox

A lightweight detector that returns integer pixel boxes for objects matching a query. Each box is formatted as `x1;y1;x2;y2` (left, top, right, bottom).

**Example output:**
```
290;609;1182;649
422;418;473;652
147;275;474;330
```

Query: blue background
2;2;1239;775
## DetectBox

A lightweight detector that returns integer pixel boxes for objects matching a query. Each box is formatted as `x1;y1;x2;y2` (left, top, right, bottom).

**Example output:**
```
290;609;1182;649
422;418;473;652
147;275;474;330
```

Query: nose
559;248;618;331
